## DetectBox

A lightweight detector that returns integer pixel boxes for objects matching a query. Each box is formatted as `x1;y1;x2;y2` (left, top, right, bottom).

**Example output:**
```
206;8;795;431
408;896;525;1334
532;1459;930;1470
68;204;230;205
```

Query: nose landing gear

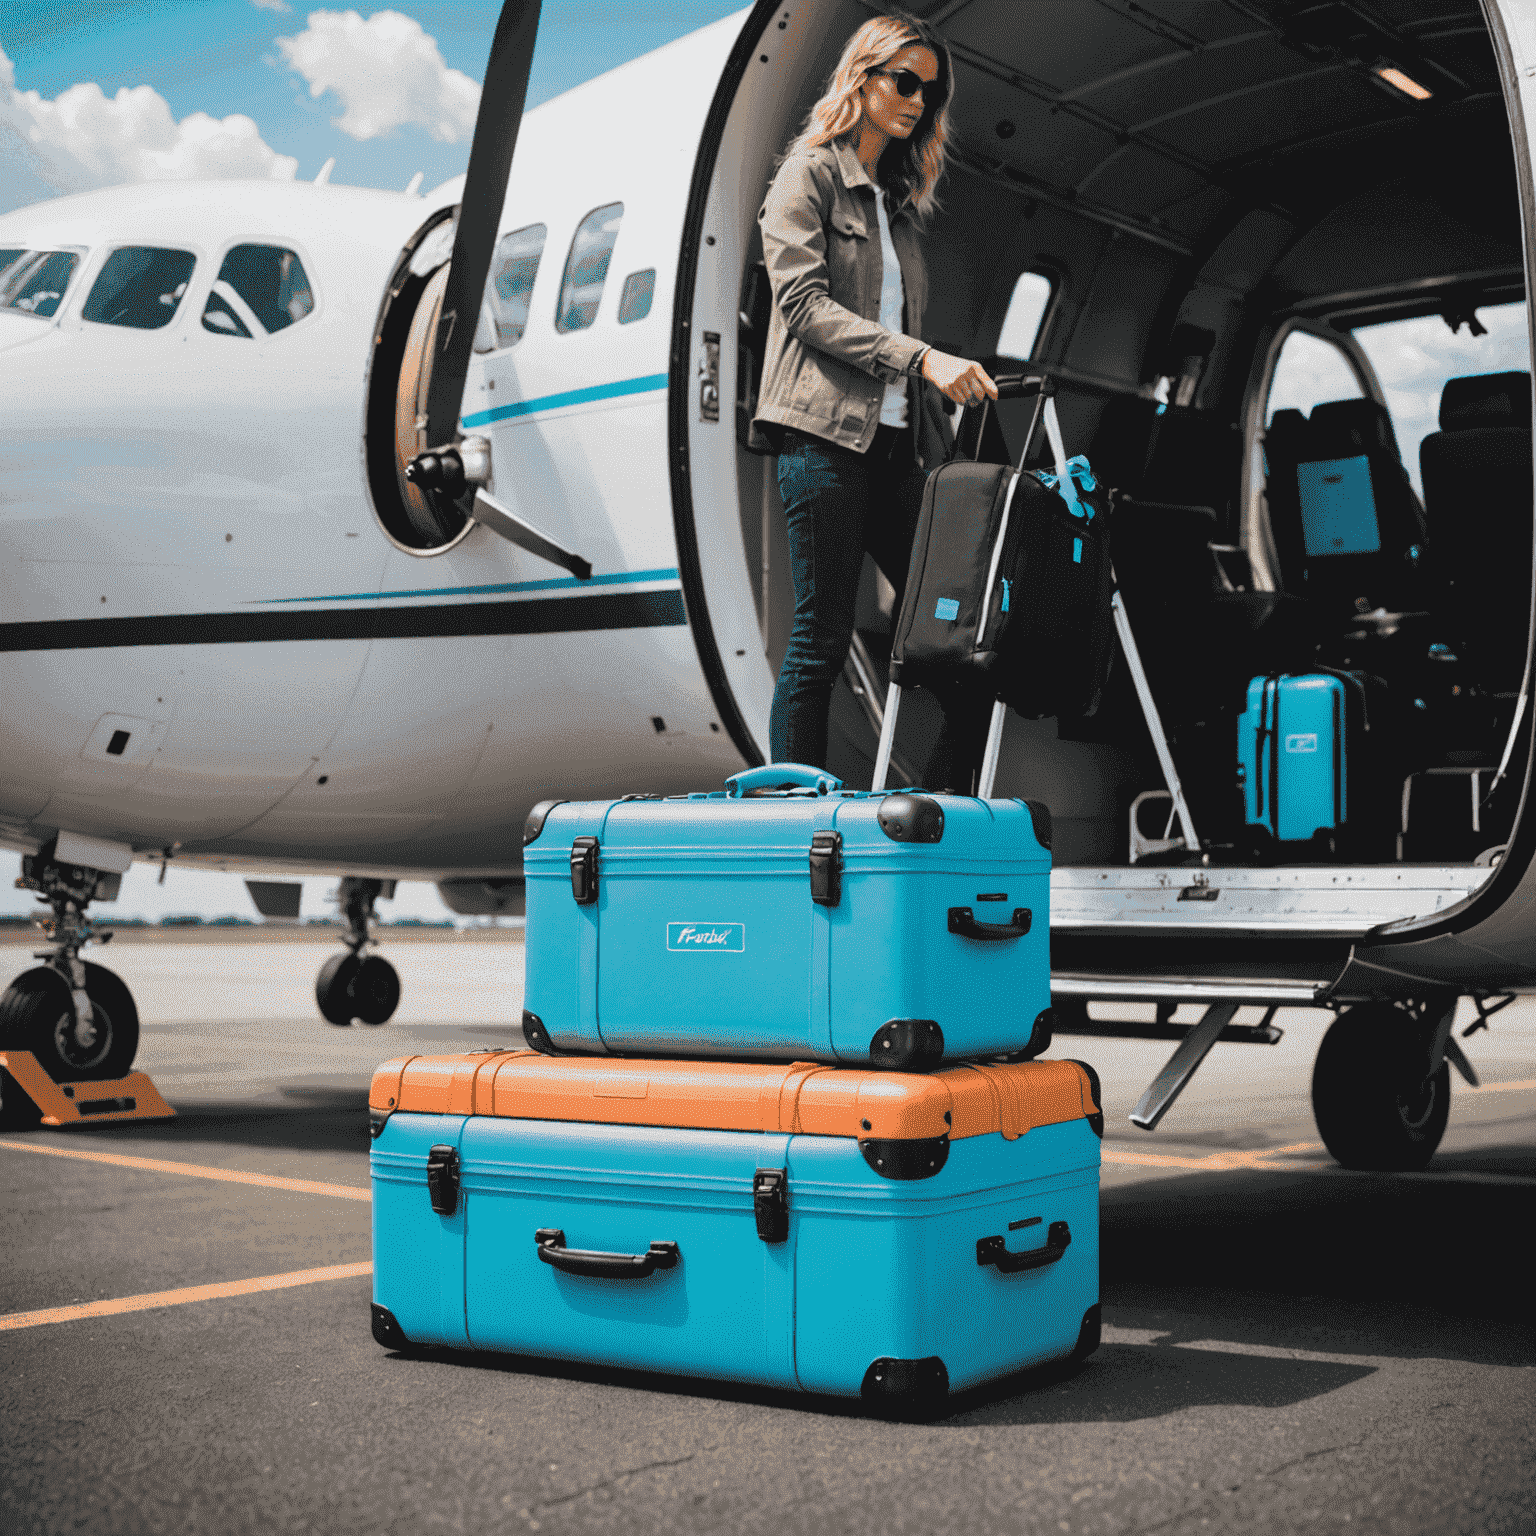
1311;998;1464;1170
315;878;401;1026
0;847;139;1082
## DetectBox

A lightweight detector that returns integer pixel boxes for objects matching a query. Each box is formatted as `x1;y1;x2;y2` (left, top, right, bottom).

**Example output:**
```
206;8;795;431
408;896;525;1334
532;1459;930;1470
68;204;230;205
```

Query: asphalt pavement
1;936;1532;1536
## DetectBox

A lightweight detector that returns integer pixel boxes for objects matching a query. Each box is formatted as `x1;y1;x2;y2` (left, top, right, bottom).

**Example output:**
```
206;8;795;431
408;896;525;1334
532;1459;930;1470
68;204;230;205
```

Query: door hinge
809;830;842;906
754;1166;789;1243
426;1144;460;1215
570;836;600;904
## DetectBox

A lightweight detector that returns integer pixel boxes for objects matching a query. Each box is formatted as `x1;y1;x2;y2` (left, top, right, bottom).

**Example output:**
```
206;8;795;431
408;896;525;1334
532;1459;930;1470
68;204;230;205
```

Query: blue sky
1;2;749;214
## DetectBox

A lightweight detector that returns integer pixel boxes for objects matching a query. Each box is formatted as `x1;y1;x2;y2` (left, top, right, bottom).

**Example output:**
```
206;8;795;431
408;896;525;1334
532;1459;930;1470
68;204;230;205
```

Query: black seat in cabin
1419;371;1533;693
1265;397;1427;625
1111;497;1315;723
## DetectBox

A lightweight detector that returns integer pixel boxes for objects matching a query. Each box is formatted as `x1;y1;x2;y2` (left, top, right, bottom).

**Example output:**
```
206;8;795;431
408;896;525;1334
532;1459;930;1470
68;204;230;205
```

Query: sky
0;1;746;926
0;1;749;214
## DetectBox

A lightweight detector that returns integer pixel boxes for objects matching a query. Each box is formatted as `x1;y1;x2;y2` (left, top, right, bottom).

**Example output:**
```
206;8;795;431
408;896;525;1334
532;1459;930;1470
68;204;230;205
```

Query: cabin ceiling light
1374;62;1432;101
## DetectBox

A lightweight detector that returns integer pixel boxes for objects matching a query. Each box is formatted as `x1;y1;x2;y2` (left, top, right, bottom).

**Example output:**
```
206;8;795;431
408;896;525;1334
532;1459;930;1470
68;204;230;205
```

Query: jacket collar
831;137;914;221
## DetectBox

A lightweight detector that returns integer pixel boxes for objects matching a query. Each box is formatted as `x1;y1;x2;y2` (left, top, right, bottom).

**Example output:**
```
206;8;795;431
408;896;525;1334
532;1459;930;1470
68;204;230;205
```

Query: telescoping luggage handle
535;1228;680;1280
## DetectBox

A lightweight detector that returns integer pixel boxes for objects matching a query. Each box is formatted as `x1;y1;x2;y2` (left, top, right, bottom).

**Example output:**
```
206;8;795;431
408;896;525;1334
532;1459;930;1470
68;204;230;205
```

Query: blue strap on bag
1035;397;1097;521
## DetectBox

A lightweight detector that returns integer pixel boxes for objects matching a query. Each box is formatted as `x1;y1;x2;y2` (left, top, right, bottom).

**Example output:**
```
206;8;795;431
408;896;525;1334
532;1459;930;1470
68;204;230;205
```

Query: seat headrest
1438;371;1531;430
1308;397;1401;459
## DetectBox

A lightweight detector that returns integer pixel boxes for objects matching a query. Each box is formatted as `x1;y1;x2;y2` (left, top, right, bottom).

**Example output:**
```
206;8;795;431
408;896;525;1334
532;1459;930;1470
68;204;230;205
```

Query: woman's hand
921;349;998;408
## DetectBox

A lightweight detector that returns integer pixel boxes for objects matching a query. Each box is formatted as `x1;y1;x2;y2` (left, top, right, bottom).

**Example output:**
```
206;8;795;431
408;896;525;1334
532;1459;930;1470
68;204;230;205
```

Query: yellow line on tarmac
1102;1140;1323;1171
1461;1077;1536;1093
0;1261;373;1333
0;1138;370;1201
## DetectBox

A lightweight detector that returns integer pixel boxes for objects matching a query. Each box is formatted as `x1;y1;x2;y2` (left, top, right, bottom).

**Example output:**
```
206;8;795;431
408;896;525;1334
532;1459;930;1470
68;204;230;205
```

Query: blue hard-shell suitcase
1238;673;1348;845
369;1051;1103;1409
521;763;1053;1069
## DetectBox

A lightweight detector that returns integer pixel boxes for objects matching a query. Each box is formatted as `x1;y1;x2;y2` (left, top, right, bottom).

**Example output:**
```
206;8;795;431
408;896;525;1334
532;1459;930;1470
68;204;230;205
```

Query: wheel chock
0;1051;174;1128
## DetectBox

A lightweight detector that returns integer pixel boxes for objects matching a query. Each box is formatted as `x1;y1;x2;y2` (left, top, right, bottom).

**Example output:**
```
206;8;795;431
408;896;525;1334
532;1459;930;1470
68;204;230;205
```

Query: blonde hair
782;11;953;220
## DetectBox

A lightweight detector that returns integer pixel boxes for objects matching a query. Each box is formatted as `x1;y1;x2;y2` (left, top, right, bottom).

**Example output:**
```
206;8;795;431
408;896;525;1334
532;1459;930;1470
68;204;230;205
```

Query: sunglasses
873;67;944;110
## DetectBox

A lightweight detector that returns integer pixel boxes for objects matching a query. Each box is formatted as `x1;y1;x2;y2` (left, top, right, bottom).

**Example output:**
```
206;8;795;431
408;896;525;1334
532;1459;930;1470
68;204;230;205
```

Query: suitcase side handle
948;906;1031;941
976;1219;1071;1274
534;1228;680;1280
725;762;843;797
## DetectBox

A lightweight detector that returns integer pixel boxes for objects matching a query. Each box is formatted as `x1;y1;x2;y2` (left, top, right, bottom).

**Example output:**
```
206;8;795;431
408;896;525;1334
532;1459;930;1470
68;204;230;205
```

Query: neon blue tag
1000;578;1010;613
935;597;959;621
1073;538;1083;564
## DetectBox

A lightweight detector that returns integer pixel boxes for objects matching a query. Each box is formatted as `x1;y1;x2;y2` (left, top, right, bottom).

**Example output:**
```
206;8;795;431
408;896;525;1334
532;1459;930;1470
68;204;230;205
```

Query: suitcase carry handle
535;1228;680;1280
947;905;1031;941
725;763;843;797
976;1219;1071;1274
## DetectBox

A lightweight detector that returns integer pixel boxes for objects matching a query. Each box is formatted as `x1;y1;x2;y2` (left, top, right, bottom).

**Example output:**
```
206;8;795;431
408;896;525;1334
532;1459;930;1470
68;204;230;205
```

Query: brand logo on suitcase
1285;733;1318;753
666;922;745;952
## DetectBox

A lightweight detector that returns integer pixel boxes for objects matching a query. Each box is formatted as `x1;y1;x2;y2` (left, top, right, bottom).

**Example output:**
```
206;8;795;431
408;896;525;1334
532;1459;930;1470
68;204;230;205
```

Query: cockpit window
207;244;314;336
556;203;623;333
477;224;547;352
0;249;82;319
82;247;196;330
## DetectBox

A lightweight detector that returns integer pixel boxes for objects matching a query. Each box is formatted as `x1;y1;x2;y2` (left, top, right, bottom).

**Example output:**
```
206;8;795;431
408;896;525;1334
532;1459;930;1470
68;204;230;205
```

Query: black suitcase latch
808;830;842;907
426;1144;460;1215
754;1167;789;1243
570;836;600;904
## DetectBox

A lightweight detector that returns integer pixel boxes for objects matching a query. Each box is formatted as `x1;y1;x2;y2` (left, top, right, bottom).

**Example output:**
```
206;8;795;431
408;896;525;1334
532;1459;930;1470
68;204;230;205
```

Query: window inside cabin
995;270;1054;359
1352;301;1531;497
617;268;655;324
202;244;314;338
82;247;196;330
0;249;82;319
1265;330;1363;423
480;224;547;351
556;203;623;333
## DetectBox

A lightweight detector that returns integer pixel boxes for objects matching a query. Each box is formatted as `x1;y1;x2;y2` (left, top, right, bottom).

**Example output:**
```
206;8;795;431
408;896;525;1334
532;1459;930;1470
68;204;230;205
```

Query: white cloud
0;45;298;206
252;0;293;12
276;10;479;143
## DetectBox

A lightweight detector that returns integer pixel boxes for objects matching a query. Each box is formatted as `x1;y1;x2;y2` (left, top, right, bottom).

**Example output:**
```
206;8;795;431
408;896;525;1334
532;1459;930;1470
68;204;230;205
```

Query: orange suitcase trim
369;1050;1098;1143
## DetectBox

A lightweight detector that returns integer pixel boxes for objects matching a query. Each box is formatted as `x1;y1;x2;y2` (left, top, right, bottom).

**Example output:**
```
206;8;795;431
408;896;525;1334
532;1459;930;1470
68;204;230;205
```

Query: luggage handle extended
948;905;1031;940
976;1219;1071;1274
535;1228;680;1280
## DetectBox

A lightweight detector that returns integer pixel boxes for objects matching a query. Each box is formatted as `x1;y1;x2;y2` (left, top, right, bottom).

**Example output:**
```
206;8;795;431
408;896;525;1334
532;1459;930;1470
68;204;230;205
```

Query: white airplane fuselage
0;16;754;881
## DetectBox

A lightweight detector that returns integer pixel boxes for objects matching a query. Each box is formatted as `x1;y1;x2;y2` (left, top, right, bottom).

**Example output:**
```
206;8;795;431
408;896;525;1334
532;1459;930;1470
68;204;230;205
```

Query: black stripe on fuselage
0;590;687;652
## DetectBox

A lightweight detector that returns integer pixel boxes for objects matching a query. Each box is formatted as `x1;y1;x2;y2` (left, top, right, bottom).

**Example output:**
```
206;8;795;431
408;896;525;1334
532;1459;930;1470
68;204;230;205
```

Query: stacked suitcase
370;385;1111;1415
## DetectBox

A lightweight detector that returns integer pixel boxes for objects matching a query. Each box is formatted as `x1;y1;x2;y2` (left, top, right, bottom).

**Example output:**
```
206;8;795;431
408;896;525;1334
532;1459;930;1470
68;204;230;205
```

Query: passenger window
617;268;656;324
556;203;623;333
203;245;314;337
0;249;82;319
995;270;1054;359
1265;331;1362;423
1352;300;1531;496
482;224;547;350
82;247;196;330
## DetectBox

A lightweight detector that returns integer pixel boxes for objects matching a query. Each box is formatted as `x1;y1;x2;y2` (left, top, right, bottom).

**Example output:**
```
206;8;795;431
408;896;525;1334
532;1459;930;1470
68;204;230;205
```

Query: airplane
1;0;1533;1173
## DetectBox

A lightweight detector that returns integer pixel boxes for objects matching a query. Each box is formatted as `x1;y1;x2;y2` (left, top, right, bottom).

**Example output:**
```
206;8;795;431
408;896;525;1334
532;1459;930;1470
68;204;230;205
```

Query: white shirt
875;193;908;429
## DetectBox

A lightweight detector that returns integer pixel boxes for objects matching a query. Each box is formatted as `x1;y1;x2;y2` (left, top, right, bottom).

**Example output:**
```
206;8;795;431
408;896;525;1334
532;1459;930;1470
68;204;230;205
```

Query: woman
750;11;998;785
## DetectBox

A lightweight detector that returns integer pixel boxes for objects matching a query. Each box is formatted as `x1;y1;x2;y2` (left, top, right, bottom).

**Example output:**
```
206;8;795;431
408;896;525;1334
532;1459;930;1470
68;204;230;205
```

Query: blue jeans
769;426;987;787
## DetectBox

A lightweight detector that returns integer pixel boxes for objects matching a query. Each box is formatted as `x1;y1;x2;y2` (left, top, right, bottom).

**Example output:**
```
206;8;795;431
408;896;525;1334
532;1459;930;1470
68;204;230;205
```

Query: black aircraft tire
1311;1004;1451;1171
316;953;362;1025
354;956;401;1026
0;963;139;1081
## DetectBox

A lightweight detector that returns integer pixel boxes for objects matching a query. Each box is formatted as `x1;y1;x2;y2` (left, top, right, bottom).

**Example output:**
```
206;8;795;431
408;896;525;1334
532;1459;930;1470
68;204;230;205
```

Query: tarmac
1;934;1532;1536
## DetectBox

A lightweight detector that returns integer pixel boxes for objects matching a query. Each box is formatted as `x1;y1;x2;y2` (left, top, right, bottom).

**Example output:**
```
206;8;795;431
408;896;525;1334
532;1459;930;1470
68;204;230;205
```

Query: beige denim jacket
750;138;931;455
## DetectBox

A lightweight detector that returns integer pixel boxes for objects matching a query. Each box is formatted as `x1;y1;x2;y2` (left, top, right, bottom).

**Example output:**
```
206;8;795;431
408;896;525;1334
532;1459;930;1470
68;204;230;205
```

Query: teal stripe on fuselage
257;566;681;606
460;371;668;430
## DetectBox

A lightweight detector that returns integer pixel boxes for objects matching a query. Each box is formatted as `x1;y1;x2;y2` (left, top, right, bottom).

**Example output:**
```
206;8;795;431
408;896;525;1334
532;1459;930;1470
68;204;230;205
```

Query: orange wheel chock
0;1051;174;1128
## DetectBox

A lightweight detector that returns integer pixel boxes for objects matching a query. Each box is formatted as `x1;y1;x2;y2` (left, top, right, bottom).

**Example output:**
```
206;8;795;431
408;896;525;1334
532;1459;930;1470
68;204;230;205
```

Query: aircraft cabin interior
726;0;1531;916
